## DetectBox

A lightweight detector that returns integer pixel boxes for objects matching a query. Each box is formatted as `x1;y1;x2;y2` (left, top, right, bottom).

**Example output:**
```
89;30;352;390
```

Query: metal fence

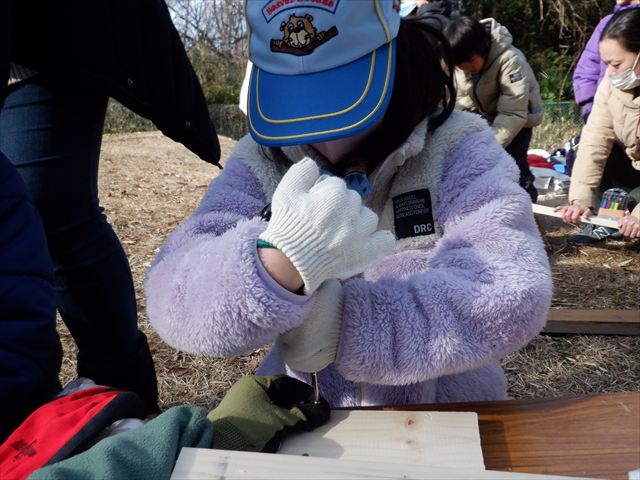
541;100;583;124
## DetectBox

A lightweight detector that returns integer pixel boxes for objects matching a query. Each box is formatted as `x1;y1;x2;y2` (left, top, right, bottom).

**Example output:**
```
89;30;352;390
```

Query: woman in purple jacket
573;1;640;120
145;1;553;407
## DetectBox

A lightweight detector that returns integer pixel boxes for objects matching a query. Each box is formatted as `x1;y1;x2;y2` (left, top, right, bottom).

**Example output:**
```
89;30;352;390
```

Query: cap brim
247;40;396;147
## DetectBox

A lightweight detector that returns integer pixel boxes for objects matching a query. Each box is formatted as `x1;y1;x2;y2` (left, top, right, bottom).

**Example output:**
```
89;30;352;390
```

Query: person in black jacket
0;0;222;411
0;151;62;442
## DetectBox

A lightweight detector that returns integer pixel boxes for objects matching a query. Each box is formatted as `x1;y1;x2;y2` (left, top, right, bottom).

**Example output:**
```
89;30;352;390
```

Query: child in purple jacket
145;1;553;408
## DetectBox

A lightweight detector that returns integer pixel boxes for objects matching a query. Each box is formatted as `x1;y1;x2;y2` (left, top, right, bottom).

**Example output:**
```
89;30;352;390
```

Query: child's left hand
618;211;640;238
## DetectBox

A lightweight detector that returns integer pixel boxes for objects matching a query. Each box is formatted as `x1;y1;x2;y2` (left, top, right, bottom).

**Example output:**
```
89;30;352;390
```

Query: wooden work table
354;392;639;480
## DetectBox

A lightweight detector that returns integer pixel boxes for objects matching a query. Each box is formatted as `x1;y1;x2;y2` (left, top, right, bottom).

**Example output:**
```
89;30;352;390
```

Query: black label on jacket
509;72;523;83
392;189;435;239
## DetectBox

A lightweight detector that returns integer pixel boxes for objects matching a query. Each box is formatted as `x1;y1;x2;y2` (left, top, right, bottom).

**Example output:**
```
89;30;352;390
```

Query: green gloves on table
209;375;330;453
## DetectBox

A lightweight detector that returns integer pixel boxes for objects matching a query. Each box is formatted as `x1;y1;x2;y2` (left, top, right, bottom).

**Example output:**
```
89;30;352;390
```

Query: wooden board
531;203;619;229
362;392;640;480
544;309;640;335
170;448;594;480
278;410;484;471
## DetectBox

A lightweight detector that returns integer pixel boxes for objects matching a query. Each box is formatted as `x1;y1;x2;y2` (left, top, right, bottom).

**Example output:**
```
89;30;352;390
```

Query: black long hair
601;8;640;54
265;16;457;173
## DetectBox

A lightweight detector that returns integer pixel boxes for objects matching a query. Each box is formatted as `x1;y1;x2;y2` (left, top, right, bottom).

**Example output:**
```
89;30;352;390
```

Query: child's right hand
259;158;395;294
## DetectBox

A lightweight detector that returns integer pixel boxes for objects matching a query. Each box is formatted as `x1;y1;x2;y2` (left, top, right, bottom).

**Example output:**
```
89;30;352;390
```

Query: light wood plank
278;410;483;470
531;203;620;228
544;309;640;335
170;448;594;480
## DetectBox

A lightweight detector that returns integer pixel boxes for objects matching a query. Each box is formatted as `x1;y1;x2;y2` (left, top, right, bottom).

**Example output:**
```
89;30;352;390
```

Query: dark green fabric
28;405;213;480
27;376;329;479
208;375;330;453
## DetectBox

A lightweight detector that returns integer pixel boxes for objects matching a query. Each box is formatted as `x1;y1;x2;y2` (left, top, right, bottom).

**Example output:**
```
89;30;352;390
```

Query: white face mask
609;52;640;90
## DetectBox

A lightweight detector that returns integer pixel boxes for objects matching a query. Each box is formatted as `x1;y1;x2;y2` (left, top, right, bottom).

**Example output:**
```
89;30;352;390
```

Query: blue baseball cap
245;0;401;146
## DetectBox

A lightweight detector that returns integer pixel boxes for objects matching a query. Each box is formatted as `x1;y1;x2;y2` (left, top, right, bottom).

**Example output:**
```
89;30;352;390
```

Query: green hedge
103;100;155;134
105;100;583;150
104;100;248;140
208;104;247;140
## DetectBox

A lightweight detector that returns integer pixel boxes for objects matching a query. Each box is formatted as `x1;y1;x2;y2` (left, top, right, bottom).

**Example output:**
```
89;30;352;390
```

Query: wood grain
544;309;640;335
278;410;484;470
354;392;640;480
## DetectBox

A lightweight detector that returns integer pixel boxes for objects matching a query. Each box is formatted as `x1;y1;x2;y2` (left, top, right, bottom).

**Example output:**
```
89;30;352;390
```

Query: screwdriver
311;372;321;404
309;162;371;406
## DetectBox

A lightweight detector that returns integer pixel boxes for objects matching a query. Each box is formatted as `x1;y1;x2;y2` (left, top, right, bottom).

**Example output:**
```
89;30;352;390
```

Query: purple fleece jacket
145;120;552;408
573;4;640;118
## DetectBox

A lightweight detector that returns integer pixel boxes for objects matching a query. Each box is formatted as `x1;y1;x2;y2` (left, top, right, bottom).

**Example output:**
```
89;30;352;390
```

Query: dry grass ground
57;131;640;411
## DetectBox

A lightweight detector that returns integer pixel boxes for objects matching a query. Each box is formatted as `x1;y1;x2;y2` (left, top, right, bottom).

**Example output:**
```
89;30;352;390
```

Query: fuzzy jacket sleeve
145;157;312;357
334;128;552;385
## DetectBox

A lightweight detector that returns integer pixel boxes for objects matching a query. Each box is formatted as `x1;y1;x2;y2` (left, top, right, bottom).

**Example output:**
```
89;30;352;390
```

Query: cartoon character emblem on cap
271;14;339;56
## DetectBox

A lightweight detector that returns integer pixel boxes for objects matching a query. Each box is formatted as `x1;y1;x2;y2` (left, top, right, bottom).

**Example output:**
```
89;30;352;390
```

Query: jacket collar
281;117;429;178
280;117;429;212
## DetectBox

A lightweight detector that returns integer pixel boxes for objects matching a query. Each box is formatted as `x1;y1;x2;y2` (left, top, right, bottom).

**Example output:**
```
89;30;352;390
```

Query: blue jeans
0;77;158;410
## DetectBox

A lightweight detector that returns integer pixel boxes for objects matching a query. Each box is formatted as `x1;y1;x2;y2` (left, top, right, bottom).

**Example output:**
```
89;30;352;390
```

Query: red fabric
0;386;118;480
527;154;554;169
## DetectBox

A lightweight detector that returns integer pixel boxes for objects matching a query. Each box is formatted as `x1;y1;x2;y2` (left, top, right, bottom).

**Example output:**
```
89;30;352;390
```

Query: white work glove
259;158;395;294
280;279;344;372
